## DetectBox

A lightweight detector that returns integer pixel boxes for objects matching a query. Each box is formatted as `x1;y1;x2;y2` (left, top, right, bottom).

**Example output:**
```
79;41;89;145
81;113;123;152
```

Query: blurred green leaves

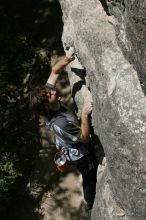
0;32;33;84
0;152;22;212
0;9;36;215
0;152;22;190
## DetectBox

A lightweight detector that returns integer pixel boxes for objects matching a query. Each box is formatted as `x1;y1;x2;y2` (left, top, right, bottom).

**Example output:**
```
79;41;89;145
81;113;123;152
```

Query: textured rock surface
108;0;146;91
59;0;146;219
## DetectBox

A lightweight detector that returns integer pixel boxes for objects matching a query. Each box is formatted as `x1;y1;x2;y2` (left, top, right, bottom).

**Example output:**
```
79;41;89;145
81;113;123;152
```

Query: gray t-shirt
45;107;88;161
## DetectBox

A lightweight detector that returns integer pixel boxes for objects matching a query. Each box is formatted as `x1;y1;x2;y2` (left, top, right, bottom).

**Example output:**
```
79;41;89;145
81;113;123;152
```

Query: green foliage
0;32;33;84
0;152;22;212
0;153;22;189
0;1;53;217
0;9;37;215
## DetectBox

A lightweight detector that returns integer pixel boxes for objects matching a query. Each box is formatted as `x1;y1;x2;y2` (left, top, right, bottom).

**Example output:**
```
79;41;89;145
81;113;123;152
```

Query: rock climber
30;47;97;210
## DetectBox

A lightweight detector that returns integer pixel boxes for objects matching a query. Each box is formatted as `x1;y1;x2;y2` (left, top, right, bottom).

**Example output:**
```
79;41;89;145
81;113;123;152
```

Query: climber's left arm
79;100;93;143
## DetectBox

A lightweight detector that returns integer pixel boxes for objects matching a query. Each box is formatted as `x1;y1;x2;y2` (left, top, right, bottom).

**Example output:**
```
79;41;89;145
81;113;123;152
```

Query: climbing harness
54;148;71;172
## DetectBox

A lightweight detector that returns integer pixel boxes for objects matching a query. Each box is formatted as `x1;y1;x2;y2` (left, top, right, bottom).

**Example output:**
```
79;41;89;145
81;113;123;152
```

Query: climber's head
29;85;61;116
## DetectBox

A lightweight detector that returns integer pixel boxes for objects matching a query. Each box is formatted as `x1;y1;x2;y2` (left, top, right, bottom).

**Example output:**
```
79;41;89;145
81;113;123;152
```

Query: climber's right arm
46;48;75;86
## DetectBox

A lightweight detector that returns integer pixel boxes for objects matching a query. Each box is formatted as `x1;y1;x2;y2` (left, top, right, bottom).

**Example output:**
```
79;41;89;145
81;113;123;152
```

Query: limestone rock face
59;0;146;219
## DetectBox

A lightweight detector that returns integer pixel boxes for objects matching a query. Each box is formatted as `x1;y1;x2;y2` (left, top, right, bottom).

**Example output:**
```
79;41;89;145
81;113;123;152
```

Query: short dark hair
29;85;50;116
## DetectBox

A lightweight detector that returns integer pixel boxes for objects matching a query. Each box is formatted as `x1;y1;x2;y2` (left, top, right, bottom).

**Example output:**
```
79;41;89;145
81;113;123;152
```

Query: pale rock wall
59;0;146;219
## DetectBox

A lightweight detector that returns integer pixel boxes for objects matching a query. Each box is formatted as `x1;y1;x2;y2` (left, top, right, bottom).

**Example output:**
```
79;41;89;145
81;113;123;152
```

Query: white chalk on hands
66;47;75;59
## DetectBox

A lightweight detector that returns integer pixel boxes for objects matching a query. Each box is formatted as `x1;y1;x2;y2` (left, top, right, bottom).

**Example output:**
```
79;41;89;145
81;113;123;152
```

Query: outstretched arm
46;48;75;86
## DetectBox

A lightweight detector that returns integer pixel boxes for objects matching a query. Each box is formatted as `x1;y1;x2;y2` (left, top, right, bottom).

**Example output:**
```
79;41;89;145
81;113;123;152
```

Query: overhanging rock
59;0;146;219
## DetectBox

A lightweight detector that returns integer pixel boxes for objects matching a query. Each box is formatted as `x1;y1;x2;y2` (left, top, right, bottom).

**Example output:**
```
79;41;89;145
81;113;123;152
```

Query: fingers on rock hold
65;47;75;59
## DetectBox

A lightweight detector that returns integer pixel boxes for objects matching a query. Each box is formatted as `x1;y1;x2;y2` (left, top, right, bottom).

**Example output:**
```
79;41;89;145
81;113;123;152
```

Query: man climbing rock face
30;47;97;210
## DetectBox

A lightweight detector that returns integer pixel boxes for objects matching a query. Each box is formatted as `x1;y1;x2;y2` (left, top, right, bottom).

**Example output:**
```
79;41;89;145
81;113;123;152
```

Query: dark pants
71;155;97;208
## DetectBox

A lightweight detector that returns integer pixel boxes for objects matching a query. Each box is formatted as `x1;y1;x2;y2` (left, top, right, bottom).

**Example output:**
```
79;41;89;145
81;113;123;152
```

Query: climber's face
45;88;61;111
46;90;58;103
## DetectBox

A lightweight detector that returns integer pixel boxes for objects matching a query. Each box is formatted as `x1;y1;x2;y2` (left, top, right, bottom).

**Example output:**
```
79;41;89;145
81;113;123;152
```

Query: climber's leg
72;156;97;210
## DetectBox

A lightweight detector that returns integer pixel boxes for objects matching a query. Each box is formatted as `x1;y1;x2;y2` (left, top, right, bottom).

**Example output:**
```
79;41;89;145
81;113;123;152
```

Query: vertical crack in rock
99;0;111;15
